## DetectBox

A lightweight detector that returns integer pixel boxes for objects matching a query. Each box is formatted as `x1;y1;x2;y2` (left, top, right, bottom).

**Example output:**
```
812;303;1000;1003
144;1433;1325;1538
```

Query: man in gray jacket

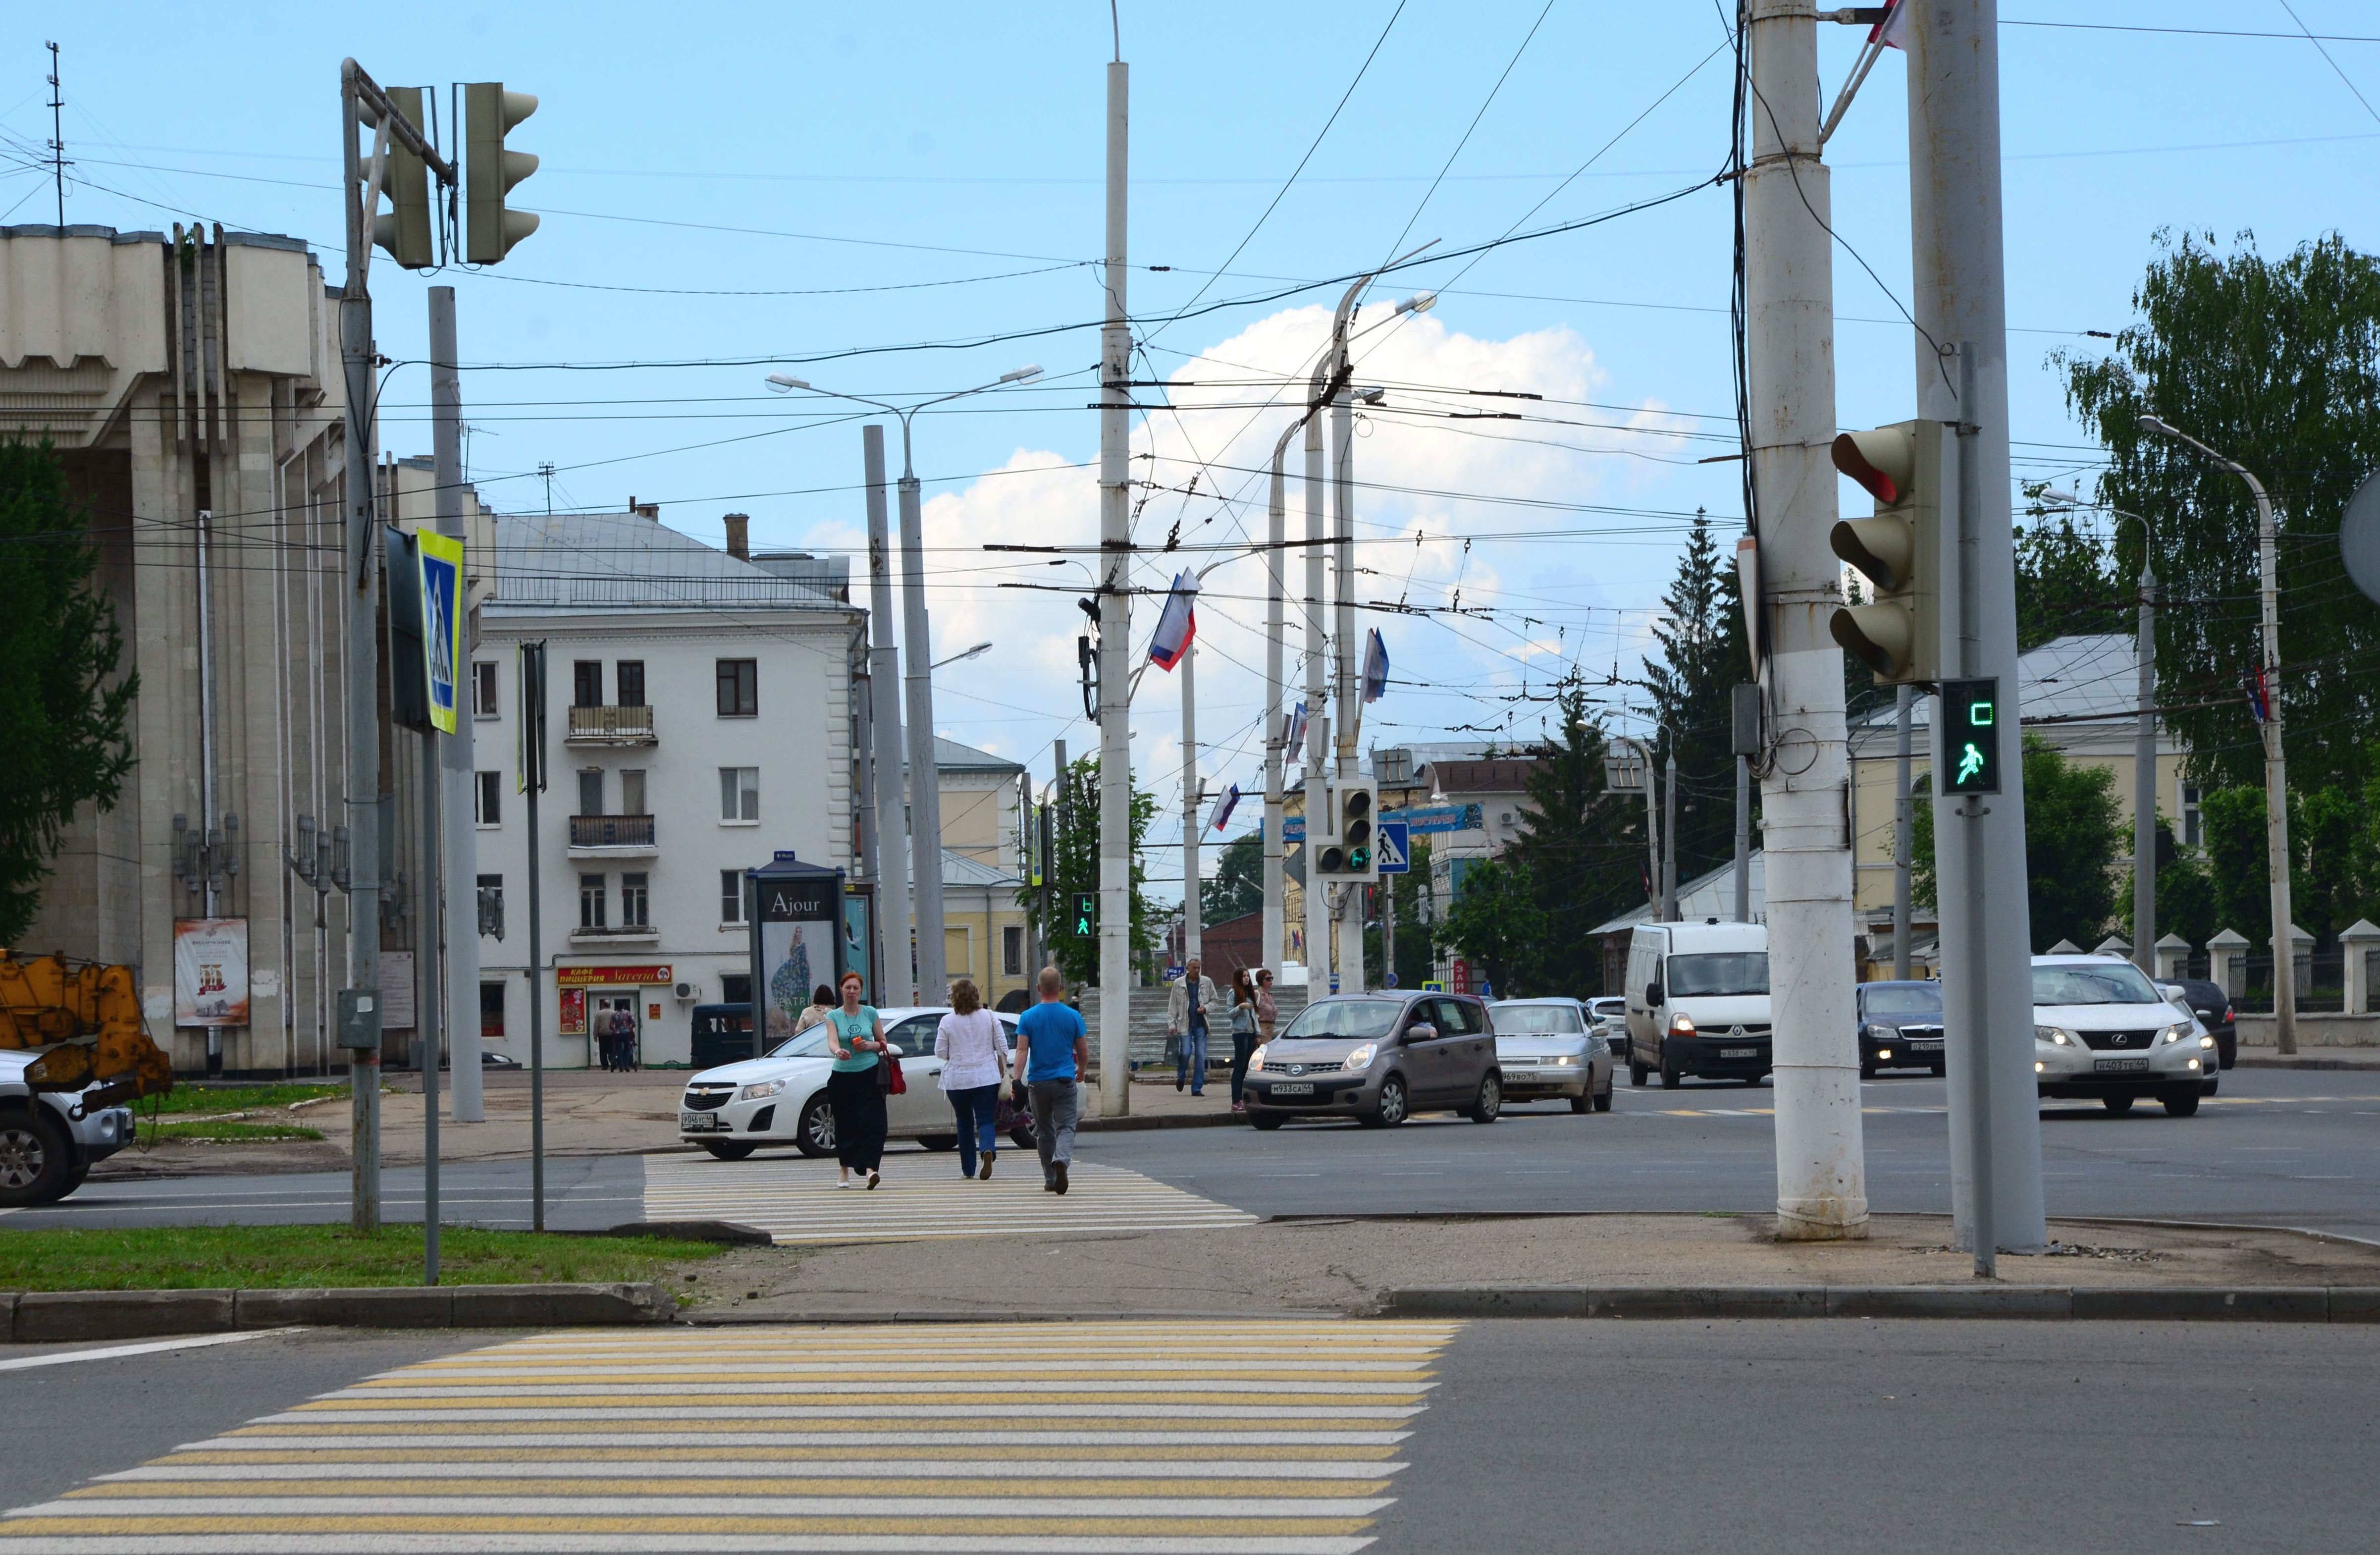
1166;957;1222;1097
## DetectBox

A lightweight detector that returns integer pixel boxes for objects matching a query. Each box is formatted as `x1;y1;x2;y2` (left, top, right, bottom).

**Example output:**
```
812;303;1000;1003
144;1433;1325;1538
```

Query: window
475;770;503;827
472;661;500;719
2182;784;2203;849
1003;925;1024;977
616;660;646;708
479;980;506;1038
720;869;747;924
476;873;504;939
621;871;650;929
573;660;604;707
720;766;759;823
578;769;604;816
621;769;648;815
579;873;607;929
721;973;752;1006
716;657;758;717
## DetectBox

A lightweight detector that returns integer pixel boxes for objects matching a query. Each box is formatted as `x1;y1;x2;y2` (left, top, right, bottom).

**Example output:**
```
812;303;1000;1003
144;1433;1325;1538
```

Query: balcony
567;704;657;746
568;813;658;857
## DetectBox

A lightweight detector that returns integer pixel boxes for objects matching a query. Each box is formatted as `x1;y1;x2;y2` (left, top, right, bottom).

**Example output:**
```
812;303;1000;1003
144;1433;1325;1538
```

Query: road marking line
0;1329;303;1374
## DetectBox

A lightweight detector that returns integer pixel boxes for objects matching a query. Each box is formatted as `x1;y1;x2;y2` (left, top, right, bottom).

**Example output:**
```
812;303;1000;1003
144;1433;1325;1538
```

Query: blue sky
5;2;2376;893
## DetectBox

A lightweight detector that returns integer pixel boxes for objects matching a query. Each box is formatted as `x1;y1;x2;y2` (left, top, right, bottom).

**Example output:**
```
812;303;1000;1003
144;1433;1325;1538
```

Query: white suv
0;1050;137;1206
2032;955;2218;1117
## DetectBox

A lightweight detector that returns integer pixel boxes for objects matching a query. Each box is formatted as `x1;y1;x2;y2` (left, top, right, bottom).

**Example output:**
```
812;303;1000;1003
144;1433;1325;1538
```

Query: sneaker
1053;1161;1070;1195
1231;1101;1246;1113
978;1152;995;1181
1175;1076;1185;1092
1043;1170;1057;1192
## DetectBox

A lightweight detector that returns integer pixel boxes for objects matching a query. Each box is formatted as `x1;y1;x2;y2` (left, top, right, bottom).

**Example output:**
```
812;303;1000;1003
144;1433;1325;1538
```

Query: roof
1591;850;1766;935
486;510;850;615
1851;634;2145;732
905;735;1028;776
1430;758;1542;798
928;847;1018;891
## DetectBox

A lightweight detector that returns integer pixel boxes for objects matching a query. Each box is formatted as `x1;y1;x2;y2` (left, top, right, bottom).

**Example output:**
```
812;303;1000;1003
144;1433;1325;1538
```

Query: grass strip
148;1082;350;1116
148;1120;326;1142
0;1225;728;1291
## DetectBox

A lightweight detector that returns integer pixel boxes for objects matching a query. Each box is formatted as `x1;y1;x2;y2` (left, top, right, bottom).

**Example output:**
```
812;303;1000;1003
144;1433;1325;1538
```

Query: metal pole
430;286;483;1123
1096;52;1134;1116
897;429;948;1004
1744;0;1866;1240
1052;741;1068;979
1181;644;1201;962
1893;683;1913;980
419;724;442;1284
1735;753;1752;924
338;60;383;1233
1263;423;1296;978
1906;0;2046;1258
2134;553;2157;977
862;426;915;1007
1661;751;1679;922
522;641;545;1231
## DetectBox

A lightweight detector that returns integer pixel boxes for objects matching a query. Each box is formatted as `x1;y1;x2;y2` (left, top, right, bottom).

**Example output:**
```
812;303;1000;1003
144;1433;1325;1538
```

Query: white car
2032;955;2219;1117
677;1005;1028;1160
0;1050;137;1207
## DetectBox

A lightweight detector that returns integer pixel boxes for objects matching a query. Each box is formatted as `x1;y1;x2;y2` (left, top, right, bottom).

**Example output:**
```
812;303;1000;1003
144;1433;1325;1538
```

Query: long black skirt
828;1066;888;1172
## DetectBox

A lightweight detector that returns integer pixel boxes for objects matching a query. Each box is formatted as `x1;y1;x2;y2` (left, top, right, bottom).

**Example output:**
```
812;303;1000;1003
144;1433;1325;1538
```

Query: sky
4;1;2376;902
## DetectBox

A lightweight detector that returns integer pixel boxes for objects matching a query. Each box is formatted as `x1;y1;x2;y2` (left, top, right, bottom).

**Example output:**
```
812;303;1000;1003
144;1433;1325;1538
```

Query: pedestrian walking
1166;955;1220;1096
823;970;891;1189
936;977;1011;1180
1228;967;1260;1113
793;984;836;1036
1255;967;1280;1043
1015;965;1089;1194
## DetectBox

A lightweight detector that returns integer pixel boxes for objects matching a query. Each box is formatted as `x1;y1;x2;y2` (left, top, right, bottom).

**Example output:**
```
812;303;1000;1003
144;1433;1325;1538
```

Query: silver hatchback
1244;992;1503;1129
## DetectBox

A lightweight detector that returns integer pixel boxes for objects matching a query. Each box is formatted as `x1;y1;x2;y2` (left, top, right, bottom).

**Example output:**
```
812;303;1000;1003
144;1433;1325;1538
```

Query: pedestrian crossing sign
1375;819;1411;874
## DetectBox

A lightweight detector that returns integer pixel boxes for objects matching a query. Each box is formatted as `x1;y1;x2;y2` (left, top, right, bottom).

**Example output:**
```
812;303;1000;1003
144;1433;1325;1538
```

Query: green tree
1912;736;2126;951
1438;856;1545;997
1642;510;1754;886
1015;755;1159;986
2059;231;2380;794
2198;785;2274;945
1200;830;1262;924
2012;503;2125;650
0;441;137;944
1506;679;1646;994
2156;842;2222;953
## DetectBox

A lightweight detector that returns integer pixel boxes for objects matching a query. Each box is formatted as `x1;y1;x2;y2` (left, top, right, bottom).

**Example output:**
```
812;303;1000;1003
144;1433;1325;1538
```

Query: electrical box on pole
1940;677;2004;795
1314;778;1378;882
1828;422;1941;684
370;85;434;269
464;82;539;263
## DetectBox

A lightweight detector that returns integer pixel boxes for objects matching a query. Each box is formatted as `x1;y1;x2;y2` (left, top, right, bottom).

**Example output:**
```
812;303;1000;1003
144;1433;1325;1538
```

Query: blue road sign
1375;820;1411;874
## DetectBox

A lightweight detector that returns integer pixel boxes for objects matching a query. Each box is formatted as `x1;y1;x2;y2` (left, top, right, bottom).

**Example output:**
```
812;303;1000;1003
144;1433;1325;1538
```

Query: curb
1078;1111;1243;1133
683;1306;1337;1326
1379;1284;2380;1322
2234;1054;2380;1071
2;1282;676;1344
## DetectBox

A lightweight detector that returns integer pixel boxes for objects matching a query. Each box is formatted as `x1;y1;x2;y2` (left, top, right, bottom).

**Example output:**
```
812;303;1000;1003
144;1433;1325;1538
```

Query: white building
472;509;861;1068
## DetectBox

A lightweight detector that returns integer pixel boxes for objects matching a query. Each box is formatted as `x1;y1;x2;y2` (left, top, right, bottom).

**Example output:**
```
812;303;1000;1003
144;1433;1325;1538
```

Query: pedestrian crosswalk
643;1154;1259;1244
0;1320;1462;1553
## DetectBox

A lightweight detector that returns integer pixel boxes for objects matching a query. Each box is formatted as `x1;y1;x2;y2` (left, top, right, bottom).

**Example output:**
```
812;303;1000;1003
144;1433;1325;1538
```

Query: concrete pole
1263;423;1297;978
521;642;545;1231
429;286;482;1123
1330;363;1366;995
1743;0;1867;1240
1661;751;1679;922
1735;753;1752;923
1302;378;1332;993
2133;554;2157;978
1052;740;1068;976
337;61;382;1233
417;724;442;1285
1893;683;1913;980
1906;0;2046;1255
854;637;881;982
897;448;948;1005
1180;644;1201;962
862;427;914;1007
1096;54;1134;1114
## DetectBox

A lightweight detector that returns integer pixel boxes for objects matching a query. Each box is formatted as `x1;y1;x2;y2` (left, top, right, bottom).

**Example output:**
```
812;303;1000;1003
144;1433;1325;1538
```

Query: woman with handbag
1228;968;1261;1113
935;978;1011;1180
823;970;891;1189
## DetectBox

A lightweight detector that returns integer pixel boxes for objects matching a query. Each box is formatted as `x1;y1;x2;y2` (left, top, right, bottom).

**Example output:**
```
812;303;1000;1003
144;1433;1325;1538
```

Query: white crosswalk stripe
0;1320;1461;1553
643;1155;1256;1244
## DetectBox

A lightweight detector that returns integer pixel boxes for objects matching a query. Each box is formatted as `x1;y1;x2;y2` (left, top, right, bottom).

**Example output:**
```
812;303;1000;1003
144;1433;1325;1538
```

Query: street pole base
1774;1198;1872;1241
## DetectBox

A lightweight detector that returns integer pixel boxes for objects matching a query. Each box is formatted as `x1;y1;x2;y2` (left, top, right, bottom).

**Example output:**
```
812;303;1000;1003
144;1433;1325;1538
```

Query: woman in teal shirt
824;970;891;1188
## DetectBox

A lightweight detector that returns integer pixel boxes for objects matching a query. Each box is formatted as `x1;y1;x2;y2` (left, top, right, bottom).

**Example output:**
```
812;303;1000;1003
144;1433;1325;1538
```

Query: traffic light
464;82;540;264
1940;677;2003;795
1070;892;1097;938
370;85;434;269
1313;779;1379;882
383;528;432;734
1828;421;1942;684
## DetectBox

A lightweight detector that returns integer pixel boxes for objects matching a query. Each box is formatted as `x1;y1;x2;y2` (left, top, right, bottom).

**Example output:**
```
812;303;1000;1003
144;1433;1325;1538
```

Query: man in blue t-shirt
1015;965;1090;1194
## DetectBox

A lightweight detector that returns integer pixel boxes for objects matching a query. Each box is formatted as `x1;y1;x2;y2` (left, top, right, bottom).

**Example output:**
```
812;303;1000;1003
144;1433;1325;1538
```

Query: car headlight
736;1078;787;1101
2199;1034;2216;1050
1248;1046;1267;1072
1670;1015;1696;1035
2034;1025;2076;1047
1553;1054;1582;1067
1342;1042;1377;1072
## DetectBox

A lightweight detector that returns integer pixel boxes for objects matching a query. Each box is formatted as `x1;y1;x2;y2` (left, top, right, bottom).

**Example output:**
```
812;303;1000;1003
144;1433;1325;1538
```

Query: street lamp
2043;488;2160;981
765;364;1044;1003
931;641;994;671
2135;414;2296;1053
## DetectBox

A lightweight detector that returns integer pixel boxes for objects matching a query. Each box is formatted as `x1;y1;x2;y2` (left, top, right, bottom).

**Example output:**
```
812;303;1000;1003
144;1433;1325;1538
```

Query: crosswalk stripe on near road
0;1320;1461;1554
642;1154;1257;1244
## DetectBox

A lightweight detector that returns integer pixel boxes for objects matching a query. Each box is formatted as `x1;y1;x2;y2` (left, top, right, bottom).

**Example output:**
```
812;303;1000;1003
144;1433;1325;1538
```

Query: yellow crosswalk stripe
642;1157;1258;1244
0;1321;1459;1553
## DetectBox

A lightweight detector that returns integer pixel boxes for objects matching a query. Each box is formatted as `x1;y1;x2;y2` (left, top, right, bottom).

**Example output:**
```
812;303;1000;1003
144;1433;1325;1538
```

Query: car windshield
1279;999;1403;1040
1492;1004;1584;1034
1667;952;1769;997
766;1028;832;1060
2032;963;2163;1006
1864;984;1941;1016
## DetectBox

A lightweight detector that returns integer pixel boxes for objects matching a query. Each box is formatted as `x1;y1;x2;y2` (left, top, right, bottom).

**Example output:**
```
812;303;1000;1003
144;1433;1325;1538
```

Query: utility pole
417;708;443;1285
430;287;482;1123
863;426;915;1007
1742;0;1867;1240
1893;683;1913;979
1329;348;1365;996
1661;751;1680;922
1906;0;2046;1257
44;42;67;228
2133;548;2156;979
1052;740;1069;979
1263;421;1300;979
1095;40;1134;1115
899;511;947;1006
1302;361;1332;994
1180;645;1202;962
520;640;547;1231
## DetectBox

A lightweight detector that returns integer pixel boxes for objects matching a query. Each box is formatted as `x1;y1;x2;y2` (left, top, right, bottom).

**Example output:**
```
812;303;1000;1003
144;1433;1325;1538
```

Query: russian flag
1362;628;1390;703
1285;700;1309;752
1869;0;1906;50
1207;781;1242;834
1148;570;1197;671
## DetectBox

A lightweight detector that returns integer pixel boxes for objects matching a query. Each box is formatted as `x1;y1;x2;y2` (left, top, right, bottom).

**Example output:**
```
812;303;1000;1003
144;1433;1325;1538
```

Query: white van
1621;920;1771;1088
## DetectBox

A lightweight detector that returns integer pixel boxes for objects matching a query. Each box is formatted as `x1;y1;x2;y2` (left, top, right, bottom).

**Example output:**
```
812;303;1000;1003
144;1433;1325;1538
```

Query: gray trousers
1029;1078;1080;1168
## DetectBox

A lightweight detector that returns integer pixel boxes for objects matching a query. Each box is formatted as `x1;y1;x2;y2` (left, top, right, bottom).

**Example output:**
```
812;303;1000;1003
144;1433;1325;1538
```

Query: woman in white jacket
934;978;1013;1180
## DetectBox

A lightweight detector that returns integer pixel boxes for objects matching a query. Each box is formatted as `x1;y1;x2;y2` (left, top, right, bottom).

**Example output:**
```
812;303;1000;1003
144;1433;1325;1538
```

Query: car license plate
2094;1057;2150;1073
680;1112;726;1131
1911;1039;1944;1052
1270;1082;1315;1096
1721;1047;1757;1058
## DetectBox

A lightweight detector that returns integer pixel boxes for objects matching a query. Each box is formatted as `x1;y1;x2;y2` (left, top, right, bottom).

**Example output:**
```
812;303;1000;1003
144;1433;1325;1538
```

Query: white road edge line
0;1327;306;1373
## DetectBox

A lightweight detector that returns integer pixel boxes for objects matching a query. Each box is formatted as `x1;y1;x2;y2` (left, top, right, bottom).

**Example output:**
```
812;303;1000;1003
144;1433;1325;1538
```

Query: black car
2167;977;2237;1070
1856;980;1946;1078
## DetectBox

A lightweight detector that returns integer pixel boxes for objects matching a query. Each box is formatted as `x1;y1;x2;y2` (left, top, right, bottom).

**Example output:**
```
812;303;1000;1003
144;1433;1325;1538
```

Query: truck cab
1623;920;1772;1088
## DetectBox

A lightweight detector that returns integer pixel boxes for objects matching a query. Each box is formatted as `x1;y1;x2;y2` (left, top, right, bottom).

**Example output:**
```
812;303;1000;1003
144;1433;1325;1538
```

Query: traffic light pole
1742;0;1867;1240
1096;49;1133;1117
429;285;482;1124
1907;0;2046;1259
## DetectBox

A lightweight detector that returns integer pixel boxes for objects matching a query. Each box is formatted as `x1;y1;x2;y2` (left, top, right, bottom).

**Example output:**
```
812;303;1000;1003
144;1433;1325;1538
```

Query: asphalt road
9;1068;2377;1239
2;1319;2372;1553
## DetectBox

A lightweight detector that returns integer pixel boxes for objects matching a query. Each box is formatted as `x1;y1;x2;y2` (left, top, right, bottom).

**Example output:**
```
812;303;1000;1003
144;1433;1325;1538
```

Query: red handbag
882;1051;907;1095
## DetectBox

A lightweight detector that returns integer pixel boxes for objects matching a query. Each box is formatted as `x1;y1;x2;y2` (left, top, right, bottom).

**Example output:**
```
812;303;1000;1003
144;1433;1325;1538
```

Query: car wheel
702;1141;757;1161
1659;1042;1682;1088
1008;1124;1038;1150
0;1108;74;1207
794;1094;837;1158
1570;1092;1591;1114
1629;1053;1649;1086
1248;1109;1285;1131
2161;1087;2201;1118
1929;1061;1946;1077
2102;1093;2135;1115
1364;1074;1410;1128
919;1134;958;1152
1592;1081;1613;1113
1467;1072;1503;1125
2218;1037;2236;1071
1860;1061;1878;1081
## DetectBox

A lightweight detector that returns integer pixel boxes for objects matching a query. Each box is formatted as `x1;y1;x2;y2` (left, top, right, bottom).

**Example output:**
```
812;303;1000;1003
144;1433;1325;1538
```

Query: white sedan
677;1005;1028;1160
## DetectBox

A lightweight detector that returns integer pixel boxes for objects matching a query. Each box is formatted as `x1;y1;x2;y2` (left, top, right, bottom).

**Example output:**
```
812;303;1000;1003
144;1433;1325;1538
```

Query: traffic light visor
1830;602;1914;679
1832;428;1915;506
1831;517;1913;594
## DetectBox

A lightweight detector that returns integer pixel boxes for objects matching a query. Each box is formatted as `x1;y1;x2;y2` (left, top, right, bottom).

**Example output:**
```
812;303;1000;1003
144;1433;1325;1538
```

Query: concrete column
2340;920;2380;1015
2207;928;2249;1001
2154;933;2193;983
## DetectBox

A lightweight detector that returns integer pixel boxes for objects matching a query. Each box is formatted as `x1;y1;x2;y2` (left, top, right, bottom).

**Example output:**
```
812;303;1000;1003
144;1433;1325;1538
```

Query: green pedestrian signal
1070;892;1097;938
1941;677;2002;795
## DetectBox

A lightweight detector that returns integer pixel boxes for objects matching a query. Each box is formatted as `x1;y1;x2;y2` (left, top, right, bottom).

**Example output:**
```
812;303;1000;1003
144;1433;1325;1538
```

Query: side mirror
1645;982;1664;1007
